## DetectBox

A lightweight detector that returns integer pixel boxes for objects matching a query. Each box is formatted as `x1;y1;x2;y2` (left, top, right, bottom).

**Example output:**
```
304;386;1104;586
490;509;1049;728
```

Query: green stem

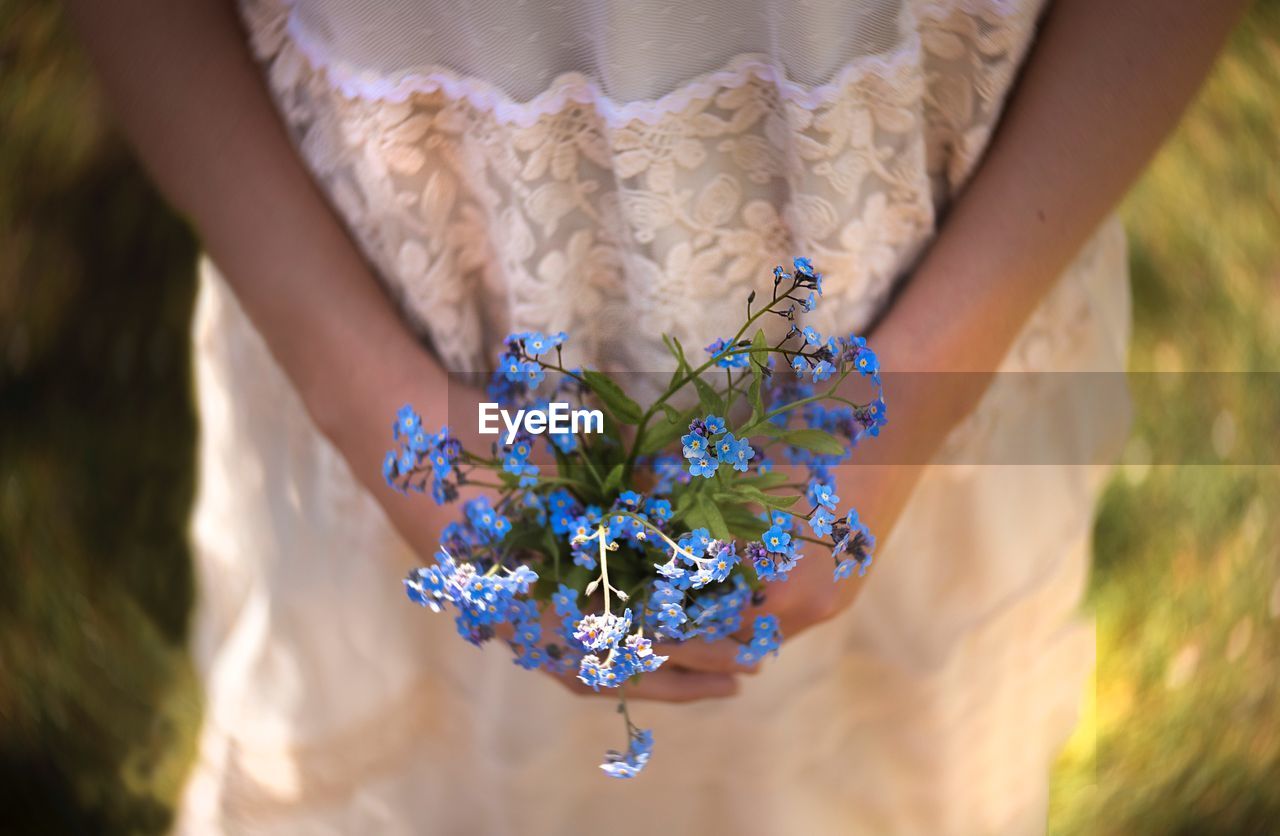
618;689;637;734
626;288;789;471
533;358;587;385
777;505;817;522
739;369;857;434
460;451;504;467
723;366;737;414
576;447;605;489
617;512;702;564
462;480;507;490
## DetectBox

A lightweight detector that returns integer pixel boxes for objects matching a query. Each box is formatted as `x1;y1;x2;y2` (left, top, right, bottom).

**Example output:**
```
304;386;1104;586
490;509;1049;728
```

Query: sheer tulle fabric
284;0;920;119
176;1;1130;832
242;0;1048;376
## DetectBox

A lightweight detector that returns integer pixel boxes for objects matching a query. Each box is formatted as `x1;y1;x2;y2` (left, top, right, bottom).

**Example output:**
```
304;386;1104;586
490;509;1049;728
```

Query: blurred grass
0;0;1277;833
0;0;200;831
1049;2;1280;834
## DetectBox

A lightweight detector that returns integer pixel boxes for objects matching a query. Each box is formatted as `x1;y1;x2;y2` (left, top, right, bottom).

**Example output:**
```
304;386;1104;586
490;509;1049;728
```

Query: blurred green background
1;0;1277;832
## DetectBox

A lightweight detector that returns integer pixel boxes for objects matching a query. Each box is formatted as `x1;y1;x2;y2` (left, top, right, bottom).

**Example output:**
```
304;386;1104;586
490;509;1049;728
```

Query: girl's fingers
545;668;740;703
623;668;741;703
660;638;760;675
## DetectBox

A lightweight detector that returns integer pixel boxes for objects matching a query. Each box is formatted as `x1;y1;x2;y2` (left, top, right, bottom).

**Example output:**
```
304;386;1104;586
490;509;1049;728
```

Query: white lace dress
177;0;1131;832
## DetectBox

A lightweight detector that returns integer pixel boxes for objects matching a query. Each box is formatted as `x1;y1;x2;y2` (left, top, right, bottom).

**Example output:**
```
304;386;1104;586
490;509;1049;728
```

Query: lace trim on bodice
283;19;913;129
240;0;1045;375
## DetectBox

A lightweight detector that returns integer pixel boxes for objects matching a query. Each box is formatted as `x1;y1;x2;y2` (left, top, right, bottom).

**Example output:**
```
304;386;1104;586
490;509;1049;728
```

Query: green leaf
540;525;561;560
781;428;847;456
539;525;563;580
637;406;694;456
740;486;802;508
747;376;763;423
720;504;770;541
741;420;784;439
750;329;768;365
748;330;767;421
662;334;691;391
599;416;625;445
582;370;643;424
695;495;732;540
739;470;790;489
674;485;697;515
671;336;687;359
692;376;725;417
713;485;801;509
528;474;591;491
503;520;555;554
661;334;682;366
601;463;625;496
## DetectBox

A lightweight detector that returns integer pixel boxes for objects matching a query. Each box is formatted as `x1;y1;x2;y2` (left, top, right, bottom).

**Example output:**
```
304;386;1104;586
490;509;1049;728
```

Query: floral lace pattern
239;0;1045;376
180;4;1136;823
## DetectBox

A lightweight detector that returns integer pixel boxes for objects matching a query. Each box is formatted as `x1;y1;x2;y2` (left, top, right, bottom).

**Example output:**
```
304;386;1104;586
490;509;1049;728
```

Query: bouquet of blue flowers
385;258;885;778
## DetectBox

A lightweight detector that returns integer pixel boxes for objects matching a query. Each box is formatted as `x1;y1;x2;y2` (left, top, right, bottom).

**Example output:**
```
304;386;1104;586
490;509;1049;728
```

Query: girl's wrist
303;329;447;476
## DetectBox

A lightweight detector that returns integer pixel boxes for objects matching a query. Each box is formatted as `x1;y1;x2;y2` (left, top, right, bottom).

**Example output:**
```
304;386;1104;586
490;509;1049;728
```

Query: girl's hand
663;0;1250;681
658;561;862;677
498;601;742;702
659;460;904;678
543;660;741;703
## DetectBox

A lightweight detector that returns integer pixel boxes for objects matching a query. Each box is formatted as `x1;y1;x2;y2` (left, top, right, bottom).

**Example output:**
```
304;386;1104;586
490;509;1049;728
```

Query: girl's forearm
66;0;443;435
846;0;1244;536
876;0;1246;377
67;0;452;545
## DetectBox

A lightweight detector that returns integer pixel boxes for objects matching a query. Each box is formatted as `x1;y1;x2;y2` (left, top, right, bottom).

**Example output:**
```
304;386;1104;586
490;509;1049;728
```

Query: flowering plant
386;258;885;778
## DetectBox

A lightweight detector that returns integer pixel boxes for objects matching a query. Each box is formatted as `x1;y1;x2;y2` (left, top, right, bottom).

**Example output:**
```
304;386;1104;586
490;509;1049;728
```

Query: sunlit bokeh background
2;1;1277;832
